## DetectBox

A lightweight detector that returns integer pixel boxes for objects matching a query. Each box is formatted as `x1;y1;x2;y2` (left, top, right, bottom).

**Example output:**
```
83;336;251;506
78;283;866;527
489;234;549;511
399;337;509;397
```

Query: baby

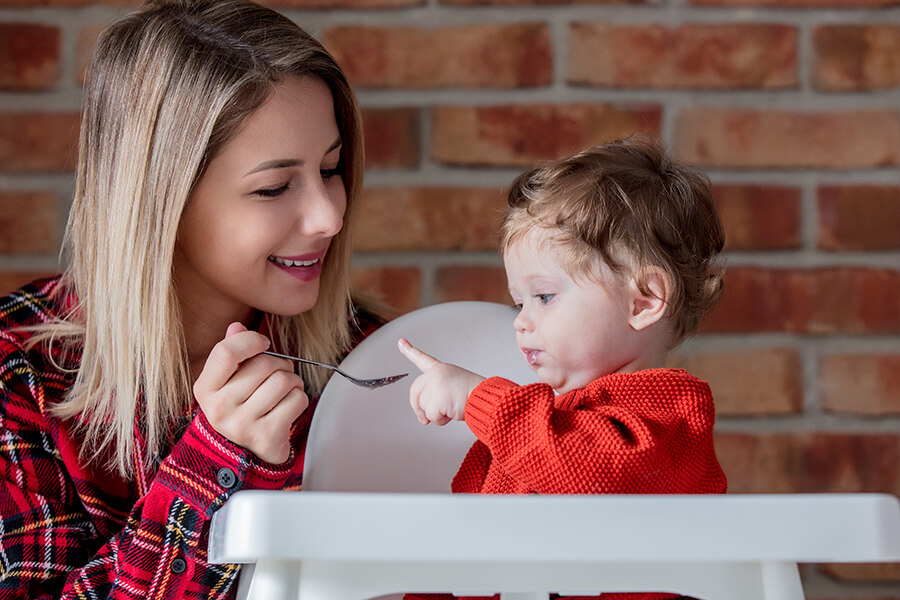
399;136;726;547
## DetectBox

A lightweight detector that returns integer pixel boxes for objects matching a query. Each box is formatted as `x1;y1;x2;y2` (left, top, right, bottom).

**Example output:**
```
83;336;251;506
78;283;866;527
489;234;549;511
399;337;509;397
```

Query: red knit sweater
455;370;726;495
406;369;726;600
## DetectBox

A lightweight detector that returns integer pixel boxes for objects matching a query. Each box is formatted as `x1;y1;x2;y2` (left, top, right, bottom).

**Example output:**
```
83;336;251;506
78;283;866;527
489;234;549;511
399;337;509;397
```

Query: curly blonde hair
502;135;725;346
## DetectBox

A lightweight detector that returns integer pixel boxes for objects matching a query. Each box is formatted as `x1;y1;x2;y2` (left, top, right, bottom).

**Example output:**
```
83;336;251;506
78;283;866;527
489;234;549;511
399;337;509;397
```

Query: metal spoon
262;351;408;389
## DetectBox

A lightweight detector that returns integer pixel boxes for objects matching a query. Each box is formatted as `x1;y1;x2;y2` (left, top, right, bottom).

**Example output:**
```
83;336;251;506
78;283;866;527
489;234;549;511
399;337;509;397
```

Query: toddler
399;135;727;599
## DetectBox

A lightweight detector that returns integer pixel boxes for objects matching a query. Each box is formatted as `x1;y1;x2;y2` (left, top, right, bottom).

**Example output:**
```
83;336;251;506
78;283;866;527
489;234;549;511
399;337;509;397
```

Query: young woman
0;1;380;597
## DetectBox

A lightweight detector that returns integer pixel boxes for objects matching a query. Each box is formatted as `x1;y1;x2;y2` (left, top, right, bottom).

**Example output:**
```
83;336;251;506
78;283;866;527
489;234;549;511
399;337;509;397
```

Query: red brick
712;185;802;250
569;23;796;89
714;432;900;494
675;108;900;168
810;585;900;600
76;25;105;86
260;0;421;6
0;271;57;295
0;0;414;8
354;186;507;252
691;0;899;6
0;0;135;4
702;267;900;334
434;265;509;304
817;185;900;250
668;347;803;416
0;24;60;91
442;0;649;4
0;191;61;254
361;108;420;169
820;354;900;416
432;103;662;167
814;25;900;90
350;266;422;316
821;562;900;582
0;112;80;172
325;24;551;88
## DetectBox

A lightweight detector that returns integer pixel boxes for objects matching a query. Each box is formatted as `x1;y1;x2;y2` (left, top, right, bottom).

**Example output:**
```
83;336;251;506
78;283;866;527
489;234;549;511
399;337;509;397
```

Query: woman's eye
254;183;290;198
536;293;554;305
321;167;341;180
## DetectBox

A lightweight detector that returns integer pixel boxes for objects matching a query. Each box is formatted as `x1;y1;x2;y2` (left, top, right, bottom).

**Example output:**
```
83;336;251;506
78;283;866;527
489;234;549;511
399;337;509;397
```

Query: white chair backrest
303;301;539;493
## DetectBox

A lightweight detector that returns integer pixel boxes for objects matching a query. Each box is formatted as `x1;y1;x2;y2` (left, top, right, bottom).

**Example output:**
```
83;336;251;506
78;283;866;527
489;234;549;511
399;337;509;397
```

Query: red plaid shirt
0;276;381;599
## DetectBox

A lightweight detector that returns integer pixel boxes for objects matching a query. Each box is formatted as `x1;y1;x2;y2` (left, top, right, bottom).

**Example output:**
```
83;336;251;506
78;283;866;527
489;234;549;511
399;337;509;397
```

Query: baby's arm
398;338;485;425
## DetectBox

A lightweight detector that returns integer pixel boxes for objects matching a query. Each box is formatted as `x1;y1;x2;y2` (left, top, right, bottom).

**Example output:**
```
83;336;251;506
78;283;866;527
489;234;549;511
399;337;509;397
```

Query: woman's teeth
269;256;318;267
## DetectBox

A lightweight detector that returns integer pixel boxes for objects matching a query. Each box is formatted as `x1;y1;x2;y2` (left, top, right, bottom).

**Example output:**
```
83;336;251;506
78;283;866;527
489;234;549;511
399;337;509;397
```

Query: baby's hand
398;338;485;426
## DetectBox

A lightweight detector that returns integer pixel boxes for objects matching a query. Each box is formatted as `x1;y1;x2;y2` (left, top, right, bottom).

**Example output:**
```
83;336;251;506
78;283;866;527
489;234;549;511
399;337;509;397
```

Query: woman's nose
298;180;345;238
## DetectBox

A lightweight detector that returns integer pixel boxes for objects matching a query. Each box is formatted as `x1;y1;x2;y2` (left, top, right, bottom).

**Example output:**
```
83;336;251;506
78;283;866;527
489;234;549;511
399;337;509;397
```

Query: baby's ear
628;267;669;331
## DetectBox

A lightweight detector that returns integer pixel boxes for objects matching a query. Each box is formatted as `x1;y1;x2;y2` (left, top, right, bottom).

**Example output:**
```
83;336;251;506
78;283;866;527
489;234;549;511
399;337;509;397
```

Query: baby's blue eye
536;293;554;305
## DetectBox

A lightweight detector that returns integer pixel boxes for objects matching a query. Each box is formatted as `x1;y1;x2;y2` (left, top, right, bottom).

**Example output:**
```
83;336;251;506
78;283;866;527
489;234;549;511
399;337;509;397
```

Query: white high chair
208;302;900;600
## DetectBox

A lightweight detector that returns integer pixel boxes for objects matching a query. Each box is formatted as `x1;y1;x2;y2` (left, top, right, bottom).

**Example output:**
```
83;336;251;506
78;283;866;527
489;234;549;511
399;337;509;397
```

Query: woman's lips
268;252;324;282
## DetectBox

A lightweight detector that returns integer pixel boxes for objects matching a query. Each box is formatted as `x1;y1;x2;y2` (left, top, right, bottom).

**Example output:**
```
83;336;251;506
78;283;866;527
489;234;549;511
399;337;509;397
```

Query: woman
0;1;380;597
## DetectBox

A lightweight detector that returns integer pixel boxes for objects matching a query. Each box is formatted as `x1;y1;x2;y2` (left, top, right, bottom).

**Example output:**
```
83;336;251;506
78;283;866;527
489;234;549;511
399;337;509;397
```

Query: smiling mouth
268;256;319;268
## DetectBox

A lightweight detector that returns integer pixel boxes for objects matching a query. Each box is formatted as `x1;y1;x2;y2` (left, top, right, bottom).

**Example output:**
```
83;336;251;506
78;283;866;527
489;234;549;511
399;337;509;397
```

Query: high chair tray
208;491;900;600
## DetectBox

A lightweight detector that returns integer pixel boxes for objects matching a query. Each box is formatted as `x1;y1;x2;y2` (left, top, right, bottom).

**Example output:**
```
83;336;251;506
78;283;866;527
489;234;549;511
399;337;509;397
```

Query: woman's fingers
217;352;295;409
239;381;308;464
194;322;310;464
225;321;246;338
240;367;303;415
195;325;271;394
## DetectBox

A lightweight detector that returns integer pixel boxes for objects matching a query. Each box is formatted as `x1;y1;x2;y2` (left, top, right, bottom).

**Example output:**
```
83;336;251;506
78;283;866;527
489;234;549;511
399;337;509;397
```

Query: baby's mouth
522;348;540;365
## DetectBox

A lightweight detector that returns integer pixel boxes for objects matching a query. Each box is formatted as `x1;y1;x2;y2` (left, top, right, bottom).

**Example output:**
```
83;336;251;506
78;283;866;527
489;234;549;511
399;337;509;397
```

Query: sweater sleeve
461;373;726;495
0;340;296;599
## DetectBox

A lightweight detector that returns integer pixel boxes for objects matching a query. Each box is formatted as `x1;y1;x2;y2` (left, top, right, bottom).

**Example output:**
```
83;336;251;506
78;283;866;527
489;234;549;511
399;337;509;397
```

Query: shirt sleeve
461;375;725;495
0;304;384;599
0;341;296;599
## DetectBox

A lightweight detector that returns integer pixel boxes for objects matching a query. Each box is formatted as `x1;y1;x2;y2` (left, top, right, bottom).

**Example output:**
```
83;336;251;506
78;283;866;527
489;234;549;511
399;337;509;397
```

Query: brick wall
1;0;898;596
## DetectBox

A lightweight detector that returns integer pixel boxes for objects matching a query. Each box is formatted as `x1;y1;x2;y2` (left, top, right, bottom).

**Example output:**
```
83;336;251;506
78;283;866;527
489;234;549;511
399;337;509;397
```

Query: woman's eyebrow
244;137;342;176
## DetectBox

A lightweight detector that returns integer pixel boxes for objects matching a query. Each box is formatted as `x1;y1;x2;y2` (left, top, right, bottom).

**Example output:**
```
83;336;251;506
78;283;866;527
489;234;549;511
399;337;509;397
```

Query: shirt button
217;467;237;489
171;557;187;574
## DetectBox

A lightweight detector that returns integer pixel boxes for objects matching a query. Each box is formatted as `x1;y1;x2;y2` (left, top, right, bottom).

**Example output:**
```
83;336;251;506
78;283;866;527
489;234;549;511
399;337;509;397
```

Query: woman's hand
193;322;308;464
398;338;485;426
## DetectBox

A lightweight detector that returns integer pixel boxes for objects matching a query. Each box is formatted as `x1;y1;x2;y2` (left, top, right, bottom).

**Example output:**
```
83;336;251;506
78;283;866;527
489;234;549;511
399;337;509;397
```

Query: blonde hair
38;0;364;477
501;135;725;346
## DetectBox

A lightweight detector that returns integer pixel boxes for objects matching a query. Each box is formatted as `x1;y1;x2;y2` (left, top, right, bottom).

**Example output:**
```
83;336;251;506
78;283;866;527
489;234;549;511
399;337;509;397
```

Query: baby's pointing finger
397;338;440;373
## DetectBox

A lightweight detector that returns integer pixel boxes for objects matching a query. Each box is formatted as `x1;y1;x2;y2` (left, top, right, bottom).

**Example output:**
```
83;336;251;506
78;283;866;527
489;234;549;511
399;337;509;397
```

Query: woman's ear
628;267;669;331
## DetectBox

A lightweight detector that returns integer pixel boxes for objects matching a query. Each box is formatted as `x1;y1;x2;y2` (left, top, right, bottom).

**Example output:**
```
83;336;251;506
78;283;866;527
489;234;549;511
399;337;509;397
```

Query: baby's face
504;230;644;394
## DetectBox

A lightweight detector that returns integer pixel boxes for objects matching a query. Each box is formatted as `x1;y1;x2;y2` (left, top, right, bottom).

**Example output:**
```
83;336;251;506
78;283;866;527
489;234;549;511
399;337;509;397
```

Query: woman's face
175;75;346;325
